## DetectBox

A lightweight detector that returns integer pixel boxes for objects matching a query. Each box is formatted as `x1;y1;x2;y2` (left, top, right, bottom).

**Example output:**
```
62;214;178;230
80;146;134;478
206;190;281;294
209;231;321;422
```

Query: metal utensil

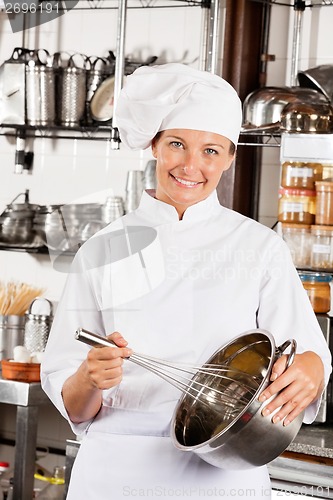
171;330;302;470
25;49;56;126
75;327;262;414
75;328;301;469
242;86;329;131
298;65;333;103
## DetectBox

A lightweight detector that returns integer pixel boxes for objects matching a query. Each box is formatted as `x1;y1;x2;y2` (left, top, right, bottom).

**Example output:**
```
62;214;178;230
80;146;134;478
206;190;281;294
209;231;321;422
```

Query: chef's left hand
258;351;325;426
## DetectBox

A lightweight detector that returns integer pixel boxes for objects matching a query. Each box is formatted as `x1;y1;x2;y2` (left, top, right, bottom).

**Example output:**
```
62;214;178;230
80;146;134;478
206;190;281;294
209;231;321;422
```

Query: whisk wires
75;328;263;415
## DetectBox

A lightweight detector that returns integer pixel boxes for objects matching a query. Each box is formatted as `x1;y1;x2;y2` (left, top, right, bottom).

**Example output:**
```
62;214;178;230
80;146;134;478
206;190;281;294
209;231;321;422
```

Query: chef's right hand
85;332;132;390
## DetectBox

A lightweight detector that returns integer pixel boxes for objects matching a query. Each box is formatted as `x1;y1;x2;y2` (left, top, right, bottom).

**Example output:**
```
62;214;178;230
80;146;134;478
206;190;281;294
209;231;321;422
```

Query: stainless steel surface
298;65;333;103
269;455;333;498
76;327;301;469
314;314;330;423
24;298;53;353
242;86;329;131
101;196;124;223
0;315;25;361
0;190;39;245
269;423;333;497
1;48;26;125
111;0;127;150
290;7;304;87
76;327;260;414
64;440;81;498
58;54;87;127
280;101;333;133
143;160;157;190
171;330;302;469
125;170;144;213
204;0;220;74
0;376;49;500
25;50;56;127
0;377;48;405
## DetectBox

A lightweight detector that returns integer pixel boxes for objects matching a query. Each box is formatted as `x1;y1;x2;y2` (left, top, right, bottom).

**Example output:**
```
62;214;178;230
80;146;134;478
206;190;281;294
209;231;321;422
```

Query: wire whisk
75;328;264;417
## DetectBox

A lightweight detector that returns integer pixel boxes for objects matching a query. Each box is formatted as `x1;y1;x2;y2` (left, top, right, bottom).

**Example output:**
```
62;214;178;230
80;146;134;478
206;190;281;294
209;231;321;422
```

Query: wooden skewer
0;281;45;316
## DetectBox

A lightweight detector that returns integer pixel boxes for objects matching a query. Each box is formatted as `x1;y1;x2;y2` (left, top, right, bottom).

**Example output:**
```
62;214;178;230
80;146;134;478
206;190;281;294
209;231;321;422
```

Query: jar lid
0;461;10;468
298;271;332;283
278;187;316;196
311;224;333;233
315;181;333;190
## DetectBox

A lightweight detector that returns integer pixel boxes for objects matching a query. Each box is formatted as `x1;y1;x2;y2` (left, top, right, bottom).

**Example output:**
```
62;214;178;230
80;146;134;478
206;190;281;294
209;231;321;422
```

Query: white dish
90;76;115;122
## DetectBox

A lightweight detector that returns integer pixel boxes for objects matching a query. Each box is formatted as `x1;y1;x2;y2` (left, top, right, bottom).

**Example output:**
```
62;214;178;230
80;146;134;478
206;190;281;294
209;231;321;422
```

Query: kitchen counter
268;423;333;498
0;375;50;500
286;423;333;459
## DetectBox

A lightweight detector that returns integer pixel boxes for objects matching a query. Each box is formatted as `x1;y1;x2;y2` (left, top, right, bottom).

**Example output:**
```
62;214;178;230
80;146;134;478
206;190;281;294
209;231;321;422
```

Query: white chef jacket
41;190;332;500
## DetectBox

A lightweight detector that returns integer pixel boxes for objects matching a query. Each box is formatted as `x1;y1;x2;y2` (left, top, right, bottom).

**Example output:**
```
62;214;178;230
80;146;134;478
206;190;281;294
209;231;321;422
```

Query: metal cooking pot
0;190;39;245
33;204;63;243
242;86;329;132
171;329;303;470
298;65;333;104
281;101;333;133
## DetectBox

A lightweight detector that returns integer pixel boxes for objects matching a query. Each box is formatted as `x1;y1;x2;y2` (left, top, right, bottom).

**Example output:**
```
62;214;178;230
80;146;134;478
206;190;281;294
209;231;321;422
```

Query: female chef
41;63;332;499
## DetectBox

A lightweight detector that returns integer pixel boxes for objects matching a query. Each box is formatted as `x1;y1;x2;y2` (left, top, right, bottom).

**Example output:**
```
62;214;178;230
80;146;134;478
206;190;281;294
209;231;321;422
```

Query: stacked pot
0;190;39;245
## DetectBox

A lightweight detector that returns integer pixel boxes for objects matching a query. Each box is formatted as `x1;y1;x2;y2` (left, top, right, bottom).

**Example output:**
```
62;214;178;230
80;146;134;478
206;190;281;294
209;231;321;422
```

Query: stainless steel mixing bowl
171;329;303;470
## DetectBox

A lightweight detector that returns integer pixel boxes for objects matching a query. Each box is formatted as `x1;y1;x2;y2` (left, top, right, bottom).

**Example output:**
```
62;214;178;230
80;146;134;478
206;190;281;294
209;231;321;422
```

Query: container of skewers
0;281;45;379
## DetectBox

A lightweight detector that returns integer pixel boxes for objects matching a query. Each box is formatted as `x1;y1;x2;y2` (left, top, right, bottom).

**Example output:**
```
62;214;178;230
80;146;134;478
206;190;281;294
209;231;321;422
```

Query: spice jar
322;164;333;181
298;271;332;313
281;223;311;268
281;161;323;190
315;181;333;225
278;188;316;224
310;225;333;270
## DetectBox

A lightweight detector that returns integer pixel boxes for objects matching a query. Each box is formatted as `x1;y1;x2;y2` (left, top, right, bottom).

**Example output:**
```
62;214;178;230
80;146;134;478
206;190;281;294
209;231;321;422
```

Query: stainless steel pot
33;204;64;244
0;190;39;245
281;101;333;133
171;329;303;470
242;86;329;132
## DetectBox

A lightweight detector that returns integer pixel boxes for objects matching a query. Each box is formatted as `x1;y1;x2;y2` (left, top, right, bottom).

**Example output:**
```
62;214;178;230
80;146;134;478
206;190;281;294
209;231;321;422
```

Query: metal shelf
0;0;207;11
0;123;115;142
249;0;333;7
238;131;281;147
0;125;284;146
60;0;207;9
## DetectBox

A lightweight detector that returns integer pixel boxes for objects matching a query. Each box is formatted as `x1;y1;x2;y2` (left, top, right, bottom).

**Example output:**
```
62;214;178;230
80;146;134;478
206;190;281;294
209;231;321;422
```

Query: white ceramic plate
90;76;115;122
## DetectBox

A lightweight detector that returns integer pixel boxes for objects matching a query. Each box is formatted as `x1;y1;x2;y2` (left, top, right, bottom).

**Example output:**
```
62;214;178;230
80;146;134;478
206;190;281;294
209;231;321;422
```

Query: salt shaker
24;298;53;354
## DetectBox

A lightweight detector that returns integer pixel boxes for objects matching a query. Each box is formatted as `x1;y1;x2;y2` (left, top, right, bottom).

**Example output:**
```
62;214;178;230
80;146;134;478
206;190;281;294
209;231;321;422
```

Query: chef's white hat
115;63;242;150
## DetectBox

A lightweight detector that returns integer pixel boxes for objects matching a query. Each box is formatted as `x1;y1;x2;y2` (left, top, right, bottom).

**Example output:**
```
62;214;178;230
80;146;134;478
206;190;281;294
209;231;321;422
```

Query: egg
13;345;31;363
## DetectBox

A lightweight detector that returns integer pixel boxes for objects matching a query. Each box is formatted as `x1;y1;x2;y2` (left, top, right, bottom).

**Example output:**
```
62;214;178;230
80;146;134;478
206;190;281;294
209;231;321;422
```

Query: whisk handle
75;327;118;348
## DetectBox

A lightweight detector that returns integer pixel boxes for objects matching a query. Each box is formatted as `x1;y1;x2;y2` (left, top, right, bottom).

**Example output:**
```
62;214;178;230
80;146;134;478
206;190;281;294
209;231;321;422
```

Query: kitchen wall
0;0;333;462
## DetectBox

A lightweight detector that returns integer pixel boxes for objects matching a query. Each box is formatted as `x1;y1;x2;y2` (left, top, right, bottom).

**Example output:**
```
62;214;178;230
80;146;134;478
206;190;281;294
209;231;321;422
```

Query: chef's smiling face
151;128;235;219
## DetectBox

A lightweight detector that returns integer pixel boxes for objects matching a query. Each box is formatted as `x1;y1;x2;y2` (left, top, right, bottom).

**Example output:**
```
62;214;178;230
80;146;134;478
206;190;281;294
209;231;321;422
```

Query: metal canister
25;49;56;126
24;298;53;353
58;53;87;127
0;315;25;361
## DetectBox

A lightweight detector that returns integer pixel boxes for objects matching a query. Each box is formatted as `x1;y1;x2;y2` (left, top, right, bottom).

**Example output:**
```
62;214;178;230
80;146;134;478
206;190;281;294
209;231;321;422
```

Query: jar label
312;244;332;254
280;202;304;212
290;167;313;178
